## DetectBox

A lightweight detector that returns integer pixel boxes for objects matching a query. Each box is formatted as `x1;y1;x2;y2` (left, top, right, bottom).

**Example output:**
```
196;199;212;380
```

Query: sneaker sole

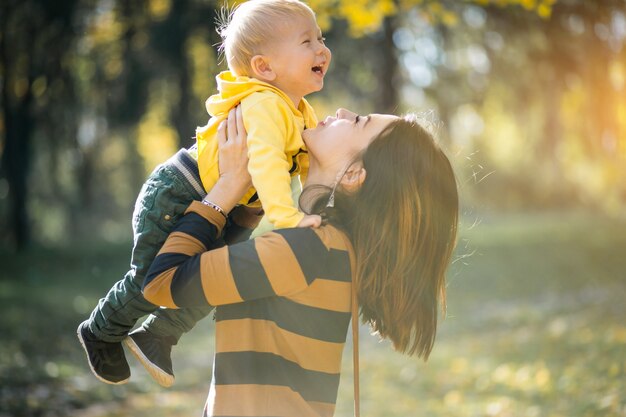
76;325;130;385
124;336;175;388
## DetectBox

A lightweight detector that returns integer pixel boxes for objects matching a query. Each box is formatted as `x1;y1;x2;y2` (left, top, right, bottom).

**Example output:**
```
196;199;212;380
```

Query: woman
142;107;459;417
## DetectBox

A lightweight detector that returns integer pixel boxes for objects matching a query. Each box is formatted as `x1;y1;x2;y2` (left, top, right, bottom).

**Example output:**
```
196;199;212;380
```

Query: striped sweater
143;201;354;417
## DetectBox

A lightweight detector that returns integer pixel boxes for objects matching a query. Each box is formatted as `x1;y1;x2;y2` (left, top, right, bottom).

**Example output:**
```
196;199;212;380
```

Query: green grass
1;211;625;416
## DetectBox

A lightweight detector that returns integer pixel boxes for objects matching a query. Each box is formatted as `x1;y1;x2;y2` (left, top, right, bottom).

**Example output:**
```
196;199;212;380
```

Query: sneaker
124;328;175;387
76;320;130;384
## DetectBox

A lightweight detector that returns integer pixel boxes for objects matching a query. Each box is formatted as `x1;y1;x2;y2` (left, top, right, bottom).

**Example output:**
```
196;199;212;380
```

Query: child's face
262;14;331;105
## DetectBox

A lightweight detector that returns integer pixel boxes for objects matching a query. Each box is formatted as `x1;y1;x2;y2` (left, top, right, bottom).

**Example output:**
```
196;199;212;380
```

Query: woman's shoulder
312;224;353;252
266;224;353;258
260;225;353;286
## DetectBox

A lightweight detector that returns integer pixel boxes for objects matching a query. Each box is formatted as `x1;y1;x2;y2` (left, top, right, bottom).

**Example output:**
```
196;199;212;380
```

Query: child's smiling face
259;14;331;106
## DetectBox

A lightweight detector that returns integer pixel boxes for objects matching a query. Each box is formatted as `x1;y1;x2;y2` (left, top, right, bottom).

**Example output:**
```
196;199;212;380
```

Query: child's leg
80;148;213;385
138;204;262;339
87;149;208;342
124;305;212;387
125;178;262;386
139;306;212;340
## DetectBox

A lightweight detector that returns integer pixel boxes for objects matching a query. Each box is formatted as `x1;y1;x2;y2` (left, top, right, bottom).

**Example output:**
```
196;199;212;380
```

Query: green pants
87;148;212;342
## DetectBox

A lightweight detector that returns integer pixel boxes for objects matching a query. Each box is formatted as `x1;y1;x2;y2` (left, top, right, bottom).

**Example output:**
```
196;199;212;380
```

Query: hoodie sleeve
241;95;305;229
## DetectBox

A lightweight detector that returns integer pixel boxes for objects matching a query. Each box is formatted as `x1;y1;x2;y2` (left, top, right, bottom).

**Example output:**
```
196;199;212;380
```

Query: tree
315;0;626;209
0;0;222;252
0;0;80;250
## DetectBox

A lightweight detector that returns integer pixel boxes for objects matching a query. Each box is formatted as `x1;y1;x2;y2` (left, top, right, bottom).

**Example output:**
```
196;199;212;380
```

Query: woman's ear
250;55;276;82
340;162;367;193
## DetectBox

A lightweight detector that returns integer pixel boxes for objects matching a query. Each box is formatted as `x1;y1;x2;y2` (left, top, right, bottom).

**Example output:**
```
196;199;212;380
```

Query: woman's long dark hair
300;115;459;359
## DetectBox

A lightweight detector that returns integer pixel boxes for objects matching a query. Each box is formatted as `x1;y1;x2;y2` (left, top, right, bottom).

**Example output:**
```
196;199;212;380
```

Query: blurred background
1;0;625;416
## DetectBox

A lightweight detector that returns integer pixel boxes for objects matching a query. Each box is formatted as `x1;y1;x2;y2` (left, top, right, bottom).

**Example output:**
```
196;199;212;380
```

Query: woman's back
204;226;354;416
142;208;355;417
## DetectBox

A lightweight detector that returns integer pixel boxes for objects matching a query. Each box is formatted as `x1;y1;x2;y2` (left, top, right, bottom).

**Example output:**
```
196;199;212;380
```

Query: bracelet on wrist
201;199;228;219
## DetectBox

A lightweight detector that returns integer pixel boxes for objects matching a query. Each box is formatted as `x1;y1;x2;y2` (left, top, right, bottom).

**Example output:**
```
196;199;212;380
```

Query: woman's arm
141;106;250;306
141;106;339;308
142;202;336;308
202;106;252;213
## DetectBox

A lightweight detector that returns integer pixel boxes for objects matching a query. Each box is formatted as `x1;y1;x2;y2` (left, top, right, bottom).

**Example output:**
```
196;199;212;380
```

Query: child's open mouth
312;65;324;76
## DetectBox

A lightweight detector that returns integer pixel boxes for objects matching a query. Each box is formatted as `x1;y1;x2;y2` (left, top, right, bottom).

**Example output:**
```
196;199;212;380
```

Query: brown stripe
208;384;334;417
143;268;177;308
255;232;309;296
216;318;344;374
201;248;244;306
313;226;352;252
158;231;205;256
308;400;337;417
186;200;226;232
287;279;351;313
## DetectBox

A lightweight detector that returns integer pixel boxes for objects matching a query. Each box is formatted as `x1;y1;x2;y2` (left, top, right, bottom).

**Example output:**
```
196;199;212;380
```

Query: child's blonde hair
218;0;317;77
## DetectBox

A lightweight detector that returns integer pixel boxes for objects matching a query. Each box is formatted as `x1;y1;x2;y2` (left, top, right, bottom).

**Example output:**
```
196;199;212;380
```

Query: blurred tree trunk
1;2;34;251
1;0;82;250
584;14;616;159
540;81;563;184
118;1;150;191
151;0;220;148
538;17;565;183
175;60;194;147
432;24;454;149
376;16;399;114
156;0;195;148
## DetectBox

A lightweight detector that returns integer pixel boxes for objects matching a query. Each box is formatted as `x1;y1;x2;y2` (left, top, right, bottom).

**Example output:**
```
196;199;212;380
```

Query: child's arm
242;98;305;229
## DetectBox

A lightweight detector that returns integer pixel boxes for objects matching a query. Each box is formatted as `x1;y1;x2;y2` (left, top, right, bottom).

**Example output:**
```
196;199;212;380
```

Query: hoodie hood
205;71;301;117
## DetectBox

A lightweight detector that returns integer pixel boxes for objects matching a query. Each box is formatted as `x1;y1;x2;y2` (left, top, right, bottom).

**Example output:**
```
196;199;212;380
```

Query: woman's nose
336;108;357;120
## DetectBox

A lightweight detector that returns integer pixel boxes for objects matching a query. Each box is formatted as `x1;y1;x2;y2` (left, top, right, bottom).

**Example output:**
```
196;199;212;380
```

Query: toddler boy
77;0;330;387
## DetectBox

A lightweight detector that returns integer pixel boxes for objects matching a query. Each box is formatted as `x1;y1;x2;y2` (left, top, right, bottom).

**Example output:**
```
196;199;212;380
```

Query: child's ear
250;55;276;82
340;162;366;193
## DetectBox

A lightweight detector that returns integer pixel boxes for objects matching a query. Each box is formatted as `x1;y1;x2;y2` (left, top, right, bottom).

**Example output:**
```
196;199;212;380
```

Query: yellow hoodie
196;71;317;229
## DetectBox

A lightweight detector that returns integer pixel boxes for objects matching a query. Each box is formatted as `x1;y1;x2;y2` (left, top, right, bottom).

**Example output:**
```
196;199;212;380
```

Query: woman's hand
202;106;251;214
218;105;251;187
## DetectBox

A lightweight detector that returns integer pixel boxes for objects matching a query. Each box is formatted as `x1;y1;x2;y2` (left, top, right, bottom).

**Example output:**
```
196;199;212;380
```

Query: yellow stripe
308;400;337;417
158;231;205;256
186;201;227;232
200;247;244;306
143;268;177;309
216;318;345;374
313;226;351;252
208;384;335;417
256;232;309;296
287;279;351;313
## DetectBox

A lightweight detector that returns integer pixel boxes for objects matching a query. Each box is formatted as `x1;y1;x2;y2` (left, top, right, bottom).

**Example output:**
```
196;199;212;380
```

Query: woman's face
303;108;398;176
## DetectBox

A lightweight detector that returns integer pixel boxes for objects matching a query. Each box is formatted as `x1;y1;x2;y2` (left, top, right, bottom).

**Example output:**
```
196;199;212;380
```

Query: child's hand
297;214;322;228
